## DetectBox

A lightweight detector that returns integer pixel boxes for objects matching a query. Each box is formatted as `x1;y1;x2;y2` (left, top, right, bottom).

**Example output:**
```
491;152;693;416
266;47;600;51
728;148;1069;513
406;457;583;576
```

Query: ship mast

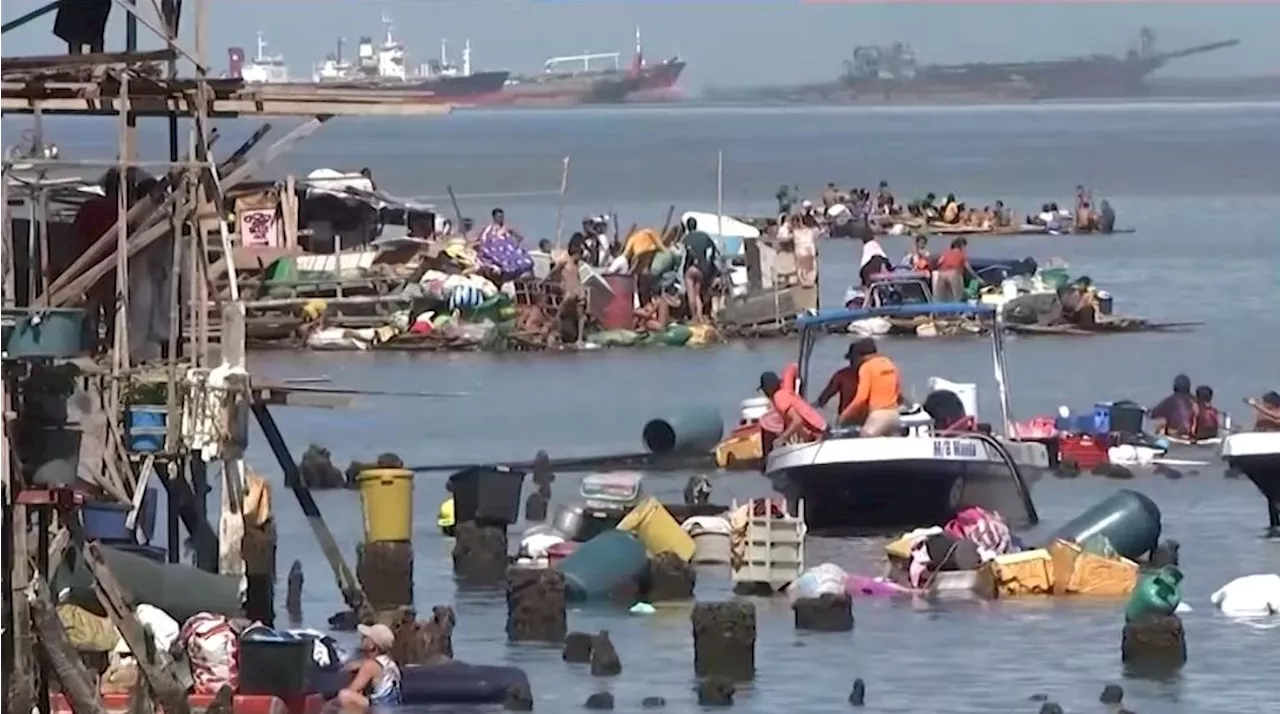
463;40;472;77
255;31;267;63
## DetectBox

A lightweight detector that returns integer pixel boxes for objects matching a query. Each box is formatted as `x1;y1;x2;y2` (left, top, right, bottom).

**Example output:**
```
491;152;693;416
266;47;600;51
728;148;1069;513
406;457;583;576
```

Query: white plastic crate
730;498;806;588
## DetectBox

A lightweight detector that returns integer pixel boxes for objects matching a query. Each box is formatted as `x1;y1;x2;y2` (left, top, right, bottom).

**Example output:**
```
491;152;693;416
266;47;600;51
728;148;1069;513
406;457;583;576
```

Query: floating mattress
313;661;530;705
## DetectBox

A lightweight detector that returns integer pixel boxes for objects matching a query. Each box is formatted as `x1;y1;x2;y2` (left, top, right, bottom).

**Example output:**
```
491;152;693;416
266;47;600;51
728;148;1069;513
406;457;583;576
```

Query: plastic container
642;407;725;455
557;530;649;601
731;499;806;589
237;635;314;697
1109;401;1146;436
125;406;168;453
599;275;637;330
357;468;414;543
614;497;696;561
1126;566;1183;621
927;377;978;418
81;497;157;544
1093;403;1113;435
1;308;87;359
448;466;525;526
30;426;82;487
1046;489;1161;561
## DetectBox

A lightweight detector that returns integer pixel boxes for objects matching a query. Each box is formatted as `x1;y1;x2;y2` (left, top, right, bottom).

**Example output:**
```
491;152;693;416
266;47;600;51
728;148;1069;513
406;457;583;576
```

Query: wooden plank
3;95;456;117
218;302;248;576
26;576;108;714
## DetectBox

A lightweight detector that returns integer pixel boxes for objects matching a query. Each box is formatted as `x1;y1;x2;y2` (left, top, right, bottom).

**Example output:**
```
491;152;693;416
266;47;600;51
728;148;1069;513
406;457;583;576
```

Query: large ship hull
309;69;510;104
486;60;686;107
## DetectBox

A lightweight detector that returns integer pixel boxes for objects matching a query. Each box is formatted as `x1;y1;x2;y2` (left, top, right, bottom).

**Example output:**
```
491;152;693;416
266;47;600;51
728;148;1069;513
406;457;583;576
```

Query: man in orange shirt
760;371;826;445
838;339;903;437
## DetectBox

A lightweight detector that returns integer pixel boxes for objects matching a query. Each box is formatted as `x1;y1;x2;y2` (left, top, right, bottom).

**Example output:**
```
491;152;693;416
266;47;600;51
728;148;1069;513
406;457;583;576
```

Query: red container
1058;433;1111;470
547;540;580;567
597;274;636;330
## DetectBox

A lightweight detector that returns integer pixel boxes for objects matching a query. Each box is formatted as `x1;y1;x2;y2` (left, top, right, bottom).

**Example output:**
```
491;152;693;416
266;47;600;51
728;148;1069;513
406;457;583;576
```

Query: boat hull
1221;432;1280;529
766;436;1047;532
305;70;511;104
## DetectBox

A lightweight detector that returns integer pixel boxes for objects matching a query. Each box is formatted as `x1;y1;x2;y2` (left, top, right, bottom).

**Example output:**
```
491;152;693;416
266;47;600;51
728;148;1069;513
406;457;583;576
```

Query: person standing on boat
1148;374;1196;439
760;371;826;445
901;234;931;272
682;217;721;324
858;233;891;287
933;237;975;303
815;343;862;415
480;207;524;244
838;339;903;437
1246;392;1280;431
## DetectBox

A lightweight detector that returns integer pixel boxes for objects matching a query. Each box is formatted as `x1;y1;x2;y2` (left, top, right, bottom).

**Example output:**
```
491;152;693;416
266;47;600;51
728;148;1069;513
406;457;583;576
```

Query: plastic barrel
357;468;414;543
642;407;725;455
1047;489;1162;561
126;406;168;453
54;545;242;624
558;530;649;601
615;497;696;561
2;308;87;359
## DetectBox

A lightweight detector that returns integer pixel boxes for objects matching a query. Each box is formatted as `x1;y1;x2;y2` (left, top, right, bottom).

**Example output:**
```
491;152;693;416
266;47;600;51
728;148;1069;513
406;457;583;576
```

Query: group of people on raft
759;337;907;446
1150;373;1280;440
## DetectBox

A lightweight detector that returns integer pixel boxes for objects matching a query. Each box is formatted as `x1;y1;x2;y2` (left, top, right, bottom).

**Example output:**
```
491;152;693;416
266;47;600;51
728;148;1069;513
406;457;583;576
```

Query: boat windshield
792;302;1015;435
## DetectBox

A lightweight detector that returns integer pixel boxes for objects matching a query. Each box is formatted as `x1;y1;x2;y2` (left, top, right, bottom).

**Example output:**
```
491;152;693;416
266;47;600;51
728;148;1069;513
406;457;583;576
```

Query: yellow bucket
615;496;695;562
357;468;414;543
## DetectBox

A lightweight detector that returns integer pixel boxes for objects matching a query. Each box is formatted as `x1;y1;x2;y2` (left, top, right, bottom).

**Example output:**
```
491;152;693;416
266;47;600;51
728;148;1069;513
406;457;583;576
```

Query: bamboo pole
554;156;571;247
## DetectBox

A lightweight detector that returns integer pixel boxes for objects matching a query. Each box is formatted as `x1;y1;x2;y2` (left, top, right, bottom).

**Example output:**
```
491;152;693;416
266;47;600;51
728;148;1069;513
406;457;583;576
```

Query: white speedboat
1220;432;1280;532
764;301;1049;533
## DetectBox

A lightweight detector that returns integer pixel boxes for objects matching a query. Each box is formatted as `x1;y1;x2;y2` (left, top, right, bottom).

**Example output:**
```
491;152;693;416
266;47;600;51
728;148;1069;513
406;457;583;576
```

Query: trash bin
448;466;525;526
238;634;314;697
615;497;695;561
357;468;414;543
30;426;82;487
126;406;168;453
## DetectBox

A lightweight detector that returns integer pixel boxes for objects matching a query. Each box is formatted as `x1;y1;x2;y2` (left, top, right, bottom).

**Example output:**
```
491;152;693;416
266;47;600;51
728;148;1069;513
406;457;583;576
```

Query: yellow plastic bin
615;497;695;562
357;468;414;543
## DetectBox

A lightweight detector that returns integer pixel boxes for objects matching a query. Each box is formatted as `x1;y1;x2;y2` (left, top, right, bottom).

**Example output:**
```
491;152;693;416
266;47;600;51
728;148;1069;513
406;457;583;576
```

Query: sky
3;2;1279;88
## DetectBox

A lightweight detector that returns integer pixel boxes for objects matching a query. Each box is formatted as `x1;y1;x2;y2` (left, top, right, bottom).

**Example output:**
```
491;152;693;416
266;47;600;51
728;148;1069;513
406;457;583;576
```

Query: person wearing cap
838;339;903;437
334;623;402;711
760;369;826;445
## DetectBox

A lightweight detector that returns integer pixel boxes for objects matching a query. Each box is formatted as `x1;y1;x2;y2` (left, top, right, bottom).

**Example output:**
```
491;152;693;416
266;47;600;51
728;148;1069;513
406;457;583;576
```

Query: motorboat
764;302;1047;533
551;472;726;542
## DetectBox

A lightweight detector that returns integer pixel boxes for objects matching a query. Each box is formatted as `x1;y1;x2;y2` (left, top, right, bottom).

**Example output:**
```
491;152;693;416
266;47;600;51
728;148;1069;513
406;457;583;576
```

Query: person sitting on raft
1189;385;1223;442
1056;276;1100;327
334;623;402;712
1246;391;1280;431
1149;374;1196;439
940;194;961;224
759;370;826;446
837;338;903;437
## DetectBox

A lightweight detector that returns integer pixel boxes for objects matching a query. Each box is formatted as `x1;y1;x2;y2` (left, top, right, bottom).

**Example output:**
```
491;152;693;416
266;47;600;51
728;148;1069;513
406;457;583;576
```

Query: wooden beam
2;96;456;117
46;119;326;307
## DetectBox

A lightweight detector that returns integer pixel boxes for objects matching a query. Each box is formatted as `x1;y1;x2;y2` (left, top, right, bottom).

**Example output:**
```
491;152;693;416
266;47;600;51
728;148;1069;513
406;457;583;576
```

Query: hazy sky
4;2;1278;88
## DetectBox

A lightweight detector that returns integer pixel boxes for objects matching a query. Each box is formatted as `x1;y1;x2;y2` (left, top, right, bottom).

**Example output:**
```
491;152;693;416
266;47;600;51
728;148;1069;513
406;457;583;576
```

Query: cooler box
238;635;314;698
1058;433;1110;470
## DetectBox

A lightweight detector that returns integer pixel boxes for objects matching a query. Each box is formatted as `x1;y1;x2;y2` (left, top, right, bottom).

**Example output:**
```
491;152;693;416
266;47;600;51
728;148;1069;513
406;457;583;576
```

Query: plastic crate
730;498;806;588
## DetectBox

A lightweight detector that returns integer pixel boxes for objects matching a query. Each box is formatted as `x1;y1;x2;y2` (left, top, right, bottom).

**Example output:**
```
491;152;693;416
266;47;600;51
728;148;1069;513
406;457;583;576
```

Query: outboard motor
684;474;712;506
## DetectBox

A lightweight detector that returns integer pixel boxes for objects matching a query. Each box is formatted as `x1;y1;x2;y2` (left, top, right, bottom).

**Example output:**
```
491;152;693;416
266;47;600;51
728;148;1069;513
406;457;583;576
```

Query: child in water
1190;385;1222;442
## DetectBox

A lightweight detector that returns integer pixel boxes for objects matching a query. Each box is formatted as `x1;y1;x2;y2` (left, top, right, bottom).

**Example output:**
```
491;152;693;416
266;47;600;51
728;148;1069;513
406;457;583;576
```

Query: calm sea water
24;102;1280;712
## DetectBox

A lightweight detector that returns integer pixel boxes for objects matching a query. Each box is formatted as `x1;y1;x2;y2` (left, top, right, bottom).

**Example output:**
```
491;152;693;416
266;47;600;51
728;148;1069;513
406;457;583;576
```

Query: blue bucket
126;406;168;453
81;496;156;544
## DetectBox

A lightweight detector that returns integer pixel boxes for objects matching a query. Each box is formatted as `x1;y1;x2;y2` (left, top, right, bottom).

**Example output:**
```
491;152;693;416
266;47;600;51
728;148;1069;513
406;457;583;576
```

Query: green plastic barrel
1047;489;1162;561
642;407;724;455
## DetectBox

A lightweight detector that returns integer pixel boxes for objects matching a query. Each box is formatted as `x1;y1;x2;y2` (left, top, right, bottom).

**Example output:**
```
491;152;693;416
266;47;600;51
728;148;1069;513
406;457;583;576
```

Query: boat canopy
795;302;996;329
792;301;1013;437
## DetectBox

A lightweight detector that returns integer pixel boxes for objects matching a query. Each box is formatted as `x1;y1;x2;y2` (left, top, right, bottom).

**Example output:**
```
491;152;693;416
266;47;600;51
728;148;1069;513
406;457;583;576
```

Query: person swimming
1190;385;1222;442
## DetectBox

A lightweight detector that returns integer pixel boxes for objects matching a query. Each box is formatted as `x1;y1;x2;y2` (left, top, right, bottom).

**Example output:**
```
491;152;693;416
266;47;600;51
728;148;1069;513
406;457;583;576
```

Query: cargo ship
487;28;686;107
227;21;509;104
703;28;1240;105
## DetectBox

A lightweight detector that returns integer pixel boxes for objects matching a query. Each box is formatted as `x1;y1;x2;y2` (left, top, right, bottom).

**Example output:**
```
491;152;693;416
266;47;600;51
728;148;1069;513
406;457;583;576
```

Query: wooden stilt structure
3;1;454;710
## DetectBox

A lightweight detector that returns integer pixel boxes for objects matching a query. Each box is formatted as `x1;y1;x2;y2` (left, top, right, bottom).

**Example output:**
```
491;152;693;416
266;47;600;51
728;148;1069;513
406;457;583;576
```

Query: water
67;102;1279;712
